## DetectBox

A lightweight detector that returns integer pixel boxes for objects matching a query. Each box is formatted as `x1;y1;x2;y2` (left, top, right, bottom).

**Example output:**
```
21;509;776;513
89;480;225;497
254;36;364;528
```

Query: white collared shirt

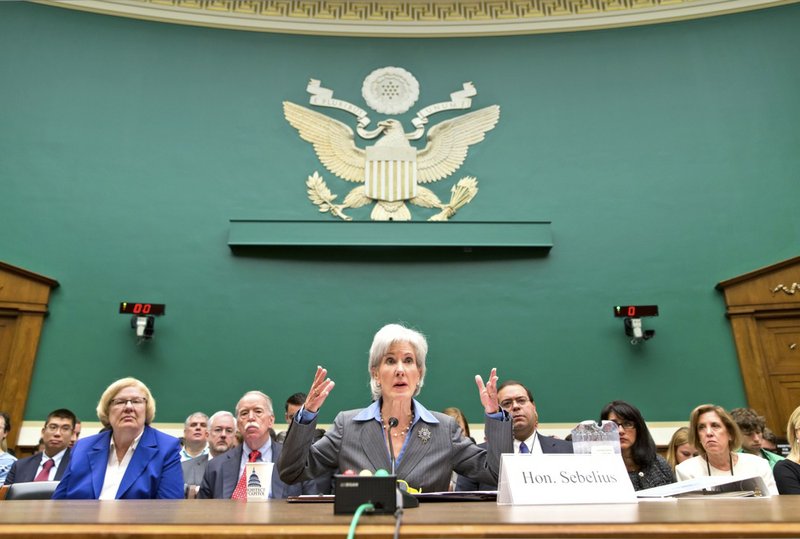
35;448;67;481
99;431;143;500
238;438;273;477
514;431;543;455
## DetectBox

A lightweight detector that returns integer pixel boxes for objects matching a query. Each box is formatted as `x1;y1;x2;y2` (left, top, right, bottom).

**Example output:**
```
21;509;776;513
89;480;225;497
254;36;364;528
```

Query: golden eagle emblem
283;67;500;221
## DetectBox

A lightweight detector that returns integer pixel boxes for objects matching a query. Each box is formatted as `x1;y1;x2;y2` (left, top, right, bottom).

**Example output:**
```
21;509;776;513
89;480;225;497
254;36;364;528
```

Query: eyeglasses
110;397;147;408
611;420;636;430
237;408;268;419
499;396;531;410
45;423;73;433
211;427;235;435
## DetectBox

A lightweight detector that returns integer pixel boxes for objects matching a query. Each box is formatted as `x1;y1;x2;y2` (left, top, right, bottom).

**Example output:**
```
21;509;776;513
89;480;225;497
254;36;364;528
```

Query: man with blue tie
456;380;572;490
4;409;76;485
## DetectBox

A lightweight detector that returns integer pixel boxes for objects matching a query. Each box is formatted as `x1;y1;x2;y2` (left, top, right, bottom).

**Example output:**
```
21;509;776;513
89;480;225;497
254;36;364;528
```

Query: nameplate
497;453;636;505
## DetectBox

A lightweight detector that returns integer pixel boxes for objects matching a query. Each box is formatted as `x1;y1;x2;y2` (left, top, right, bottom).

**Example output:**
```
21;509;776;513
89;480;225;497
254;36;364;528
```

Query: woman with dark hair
600;400;674;491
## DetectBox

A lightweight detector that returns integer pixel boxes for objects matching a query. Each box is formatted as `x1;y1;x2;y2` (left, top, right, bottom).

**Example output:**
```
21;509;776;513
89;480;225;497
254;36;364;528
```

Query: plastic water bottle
571;420;621;455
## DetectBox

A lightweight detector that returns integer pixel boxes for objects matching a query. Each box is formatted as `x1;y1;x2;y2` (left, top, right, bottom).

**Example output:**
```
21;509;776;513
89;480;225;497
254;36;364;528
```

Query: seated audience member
456;379;568;491
180;412;209;462
276;393;305;443
601;401;674;490
762;428;780;454
665;426;697;472
182;411;237;496
198;390;320;499
70;419;81;448
4;408;76;485
443;407;474;442
52;377;183;499
731;407;784;469
773;405;800;494
0;412;17;484
675;404;778;495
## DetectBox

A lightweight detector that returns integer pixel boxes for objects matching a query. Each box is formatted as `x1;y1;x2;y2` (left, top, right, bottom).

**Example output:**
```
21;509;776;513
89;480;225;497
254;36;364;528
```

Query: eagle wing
416;105;500;184
283;101;365;183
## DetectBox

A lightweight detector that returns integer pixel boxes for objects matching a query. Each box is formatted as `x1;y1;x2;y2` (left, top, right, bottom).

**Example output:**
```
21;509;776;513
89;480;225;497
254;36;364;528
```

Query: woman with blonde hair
675;404;777;495
773;405;800;494
665;426;697;471
53;377;183;499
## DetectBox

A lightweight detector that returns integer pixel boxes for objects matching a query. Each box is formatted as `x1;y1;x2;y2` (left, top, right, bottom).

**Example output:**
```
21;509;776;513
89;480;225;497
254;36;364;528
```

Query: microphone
387;417;399;475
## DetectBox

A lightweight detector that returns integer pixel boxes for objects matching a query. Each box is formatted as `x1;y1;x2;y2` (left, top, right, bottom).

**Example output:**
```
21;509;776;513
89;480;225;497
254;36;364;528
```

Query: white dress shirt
99;431;143;500
35;448;68;481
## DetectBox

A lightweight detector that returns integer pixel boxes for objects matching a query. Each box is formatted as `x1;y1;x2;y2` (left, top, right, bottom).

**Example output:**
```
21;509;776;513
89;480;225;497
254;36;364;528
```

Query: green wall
2;2;799;425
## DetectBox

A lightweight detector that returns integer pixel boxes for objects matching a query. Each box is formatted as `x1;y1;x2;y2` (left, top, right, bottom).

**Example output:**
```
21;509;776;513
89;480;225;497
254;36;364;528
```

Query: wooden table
1;497;799;538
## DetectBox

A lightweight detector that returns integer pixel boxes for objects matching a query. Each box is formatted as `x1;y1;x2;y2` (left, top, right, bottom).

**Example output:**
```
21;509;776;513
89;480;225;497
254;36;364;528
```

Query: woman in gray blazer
278;323;512;492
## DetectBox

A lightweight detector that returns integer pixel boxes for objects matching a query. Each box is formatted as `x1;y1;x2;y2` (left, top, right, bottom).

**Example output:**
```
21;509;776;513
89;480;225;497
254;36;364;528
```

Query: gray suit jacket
455;433;573;491
278;404;513;493
197;442;318;499
181;453;209;488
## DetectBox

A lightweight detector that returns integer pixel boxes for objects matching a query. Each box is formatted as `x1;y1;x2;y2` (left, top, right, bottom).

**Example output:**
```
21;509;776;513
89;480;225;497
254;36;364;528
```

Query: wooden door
718;257;800;437
755;315;800;432
0;262;58;450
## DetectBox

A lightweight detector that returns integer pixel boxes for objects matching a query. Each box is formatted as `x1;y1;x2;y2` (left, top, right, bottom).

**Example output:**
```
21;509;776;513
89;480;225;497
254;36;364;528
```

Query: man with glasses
456;380;571;490
182;411;237;496
4;408;76;485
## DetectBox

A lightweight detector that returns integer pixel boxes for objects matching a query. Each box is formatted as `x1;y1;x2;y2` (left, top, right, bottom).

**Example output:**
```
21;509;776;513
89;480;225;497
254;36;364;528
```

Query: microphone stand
386;416;418;509
387;417;399;476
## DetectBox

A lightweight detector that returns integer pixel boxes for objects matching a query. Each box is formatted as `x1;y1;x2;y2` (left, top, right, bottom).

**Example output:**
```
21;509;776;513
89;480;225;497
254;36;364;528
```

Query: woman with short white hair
278;323;512;492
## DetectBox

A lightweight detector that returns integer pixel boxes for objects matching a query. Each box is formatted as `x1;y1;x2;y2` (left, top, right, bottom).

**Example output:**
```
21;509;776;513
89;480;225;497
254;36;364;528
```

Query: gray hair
368;323;428;400
208;410;235;428
183;412;209;428
235;391;274;416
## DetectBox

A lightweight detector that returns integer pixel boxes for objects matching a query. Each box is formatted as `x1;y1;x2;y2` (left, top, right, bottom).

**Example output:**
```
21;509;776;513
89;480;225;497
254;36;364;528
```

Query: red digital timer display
613;305;658;318
119;302;166;316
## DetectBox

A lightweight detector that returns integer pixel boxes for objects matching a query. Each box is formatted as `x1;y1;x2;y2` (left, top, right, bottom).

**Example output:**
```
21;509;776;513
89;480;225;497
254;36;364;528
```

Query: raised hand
474;368;499;414
304;366;336;413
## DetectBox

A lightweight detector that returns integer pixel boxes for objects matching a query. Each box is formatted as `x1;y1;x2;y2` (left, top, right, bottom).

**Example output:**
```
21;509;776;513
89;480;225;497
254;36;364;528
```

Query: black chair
4;481;60;500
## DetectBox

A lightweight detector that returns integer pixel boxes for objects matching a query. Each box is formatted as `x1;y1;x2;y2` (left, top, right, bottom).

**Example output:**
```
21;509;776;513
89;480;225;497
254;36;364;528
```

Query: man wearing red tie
3;409;76;485
197;391;320;499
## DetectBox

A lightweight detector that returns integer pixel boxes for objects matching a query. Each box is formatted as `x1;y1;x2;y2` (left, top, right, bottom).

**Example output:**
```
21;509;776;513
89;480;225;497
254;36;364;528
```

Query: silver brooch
418;426;431;444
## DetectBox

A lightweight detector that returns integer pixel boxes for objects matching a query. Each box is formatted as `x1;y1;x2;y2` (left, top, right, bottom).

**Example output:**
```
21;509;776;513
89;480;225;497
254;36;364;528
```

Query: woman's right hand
304;366;335;413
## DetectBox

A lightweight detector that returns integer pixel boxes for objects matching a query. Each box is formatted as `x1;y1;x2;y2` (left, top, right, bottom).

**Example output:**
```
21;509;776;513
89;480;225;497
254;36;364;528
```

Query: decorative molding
771;283;800;295
34;0;800;37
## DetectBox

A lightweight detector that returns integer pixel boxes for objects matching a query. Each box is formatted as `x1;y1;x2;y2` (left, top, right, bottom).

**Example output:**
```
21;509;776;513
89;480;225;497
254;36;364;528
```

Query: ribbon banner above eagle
283;67;500;221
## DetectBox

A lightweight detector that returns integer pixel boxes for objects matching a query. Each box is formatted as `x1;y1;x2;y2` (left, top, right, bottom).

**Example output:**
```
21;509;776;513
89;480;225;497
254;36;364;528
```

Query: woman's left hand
475;368;500;414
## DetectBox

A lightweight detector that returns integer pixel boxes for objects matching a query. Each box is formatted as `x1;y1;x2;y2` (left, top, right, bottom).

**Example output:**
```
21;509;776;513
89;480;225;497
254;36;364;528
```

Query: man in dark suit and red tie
197;391;320;499
456;380;572;491
4;408;76;485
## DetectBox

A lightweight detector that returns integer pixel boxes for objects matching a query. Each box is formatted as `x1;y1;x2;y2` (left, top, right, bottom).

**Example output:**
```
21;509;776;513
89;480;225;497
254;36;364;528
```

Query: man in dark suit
4;408;76;485
456;380;572;490
197;391;321;499
182;410;237;496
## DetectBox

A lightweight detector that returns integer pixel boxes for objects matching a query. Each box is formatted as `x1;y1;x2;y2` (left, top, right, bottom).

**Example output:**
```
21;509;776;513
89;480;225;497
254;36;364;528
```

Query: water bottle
570;420;621;455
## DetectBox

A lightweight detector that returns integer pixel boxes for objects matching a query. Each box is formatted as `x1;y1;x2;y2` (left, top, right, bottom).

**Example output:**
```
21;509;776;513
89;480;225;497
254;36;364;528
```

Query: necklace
381;410;414;438
706;452;734;476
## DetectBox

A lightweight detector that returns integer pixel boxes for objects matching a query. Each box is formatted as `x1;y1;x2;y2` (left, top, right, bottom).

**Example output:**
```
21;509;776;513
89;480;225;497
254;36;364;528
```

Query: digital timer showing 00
119;302;166;316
